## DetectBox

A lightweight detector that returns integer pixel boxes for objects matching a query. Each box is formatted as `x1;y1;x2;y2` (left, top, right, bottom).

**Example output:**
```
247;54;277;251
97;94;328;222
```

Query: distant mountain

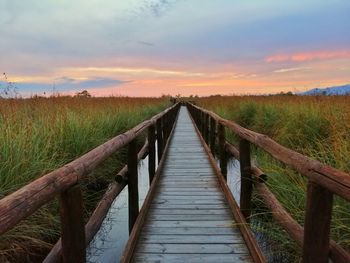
300;84;350;96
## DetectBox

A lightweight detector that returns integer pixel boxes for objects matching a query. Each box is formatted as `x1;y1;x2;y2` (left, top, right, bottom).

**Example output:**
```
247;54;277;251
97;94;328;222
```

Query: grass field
0;96;169;262
195;95;350;261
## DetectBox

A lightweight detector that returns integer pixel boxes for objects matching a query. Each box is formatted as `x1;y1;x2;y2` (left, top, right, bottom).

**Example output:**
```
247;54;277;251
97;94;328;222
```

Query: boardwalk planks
123;107;261;263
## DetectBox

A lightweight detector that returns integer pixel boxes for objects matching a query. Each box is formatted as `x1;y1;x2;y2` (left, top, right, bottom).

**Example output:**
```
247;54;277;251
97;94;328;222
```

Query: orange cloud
266;50;350;63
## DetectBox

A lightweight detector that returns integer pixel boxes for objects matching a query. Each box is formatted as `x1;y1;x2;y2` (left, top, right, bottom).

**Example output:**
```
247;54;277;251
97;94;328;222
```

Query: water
87;154;284;262
87;152;157;263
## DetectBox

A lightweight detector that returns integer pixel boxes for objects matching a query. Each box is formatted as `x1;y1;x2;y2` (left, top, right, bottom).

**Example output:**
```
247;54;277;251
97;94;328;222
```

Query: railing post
148;125;156;184
128;139;139;233
218;123;227;179
239;139;252;222
204;113;210;144
209;117;216;153
201;111;205;135
302;182;333;263
60;185;86;263
156;118;163;163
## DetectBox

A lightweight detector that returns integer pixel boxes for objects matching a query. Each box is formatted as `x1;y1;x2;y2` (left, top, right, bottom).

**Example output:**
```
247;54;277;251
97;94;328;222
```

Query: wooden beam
218;123;227;179
188;103;350;202
239;139;253;222
128;140;139;234
209;117;216;154
60;185;86;263
0;103;179;235
156;118;163;164
148;125;156;184
302;182;333;263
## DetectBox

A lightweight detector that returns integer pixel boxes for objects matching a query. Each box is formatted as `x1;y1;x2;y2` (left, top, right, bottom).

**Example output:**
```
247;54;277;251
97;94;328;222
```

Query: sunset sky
0;0;349;97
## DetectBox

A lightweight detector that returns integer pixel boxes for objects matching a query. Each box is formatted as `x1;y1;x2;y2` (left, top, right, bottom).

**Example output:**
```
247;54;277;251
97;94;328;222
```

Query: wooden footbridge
1;103;350;263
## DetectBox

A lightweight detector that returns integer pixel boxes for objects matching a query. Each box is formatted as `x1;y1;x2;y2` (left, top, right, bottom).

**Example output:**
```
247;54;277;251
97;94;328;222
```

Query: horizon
1;1;349;97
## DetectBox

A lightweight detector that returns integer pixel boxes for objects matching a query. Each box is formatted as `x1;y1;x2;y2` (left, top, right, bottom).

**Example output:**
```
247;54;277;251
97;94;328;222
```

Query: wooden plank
142;226;240;235
143;225;244;237
137;243;249;254
143;220;234;228
147;214;231;221
152;199;226;206
139;234;243;244
133;253;253;263
123;107;255;263
189;105;267;263
153;195;223;200
147;209;230;215
120;106;180;263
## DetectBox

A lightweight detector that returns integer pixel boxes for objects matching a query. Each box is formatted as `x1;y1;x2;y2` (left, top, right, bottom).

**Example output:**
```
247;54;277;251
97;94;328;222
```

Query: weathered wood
188;103;350;202
218;123;228;178
120;106;178;263
210;117;216;153
148;125;156;184
60;185;86;263
137;243;249;254
0;103;179;235
128;139;139;233
115;141;149;183
191;111;266;263
156;118;163;164
255;182;350;263
142;226;240;235
239;139;253;222
204;113;210;144
302;182;333;263
127;107;263;263
133;253;253;263
139;234;244;243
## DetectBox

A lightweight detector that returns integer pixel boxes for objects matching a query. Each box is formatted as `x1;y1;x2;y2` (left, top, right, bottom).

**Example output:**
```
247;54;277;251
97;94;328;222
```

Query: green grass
0;96;169;262
196;95;350;261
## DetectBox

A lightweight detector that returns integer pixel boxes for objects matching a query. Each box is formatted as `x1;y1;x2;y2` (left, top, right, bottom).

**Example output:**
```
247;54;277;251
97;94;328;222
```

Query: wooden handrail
0;102;180;263
186;102;350;263
0;103;179;236
225;141;350;263
187;103;350;201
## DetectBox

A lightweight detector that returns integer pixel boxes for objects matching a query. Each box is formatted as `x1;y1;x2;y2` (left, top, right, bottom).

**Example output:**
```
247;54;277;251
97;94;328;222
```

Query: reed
196;95;350;261
0;96;169;262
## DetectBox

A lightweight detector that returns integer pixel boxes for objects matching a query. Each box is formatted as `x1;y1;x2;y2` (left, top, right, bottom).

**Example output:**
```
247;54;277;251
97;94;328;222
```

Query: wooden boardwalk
130;107;253;262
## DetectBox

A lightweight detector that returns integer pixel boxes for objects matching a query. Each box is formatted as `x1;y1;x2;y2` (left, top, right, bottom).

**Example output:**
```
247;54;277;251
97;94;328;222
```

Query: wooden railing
0;103;180;263
187;102;350;263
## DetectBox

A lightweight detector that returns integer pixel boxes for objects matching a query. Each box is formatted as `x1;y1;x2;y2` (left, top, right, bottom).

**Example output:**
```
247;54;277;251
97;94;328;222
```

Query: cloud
266;50;350;63
273;67;309;73
62;66;204;77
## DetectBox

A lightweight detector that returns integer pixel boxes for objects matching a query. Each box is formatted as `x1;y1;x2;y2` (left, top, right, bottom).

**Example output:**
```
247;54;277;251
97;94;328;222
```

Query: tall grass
196;95;350;261
0;96;169;262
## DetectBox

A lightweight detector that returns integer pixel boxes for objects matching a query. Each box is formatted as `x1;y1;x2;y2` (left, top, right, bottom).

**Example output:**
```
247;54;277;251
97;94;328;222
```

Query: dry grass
0;96;169;262
195;95;350;261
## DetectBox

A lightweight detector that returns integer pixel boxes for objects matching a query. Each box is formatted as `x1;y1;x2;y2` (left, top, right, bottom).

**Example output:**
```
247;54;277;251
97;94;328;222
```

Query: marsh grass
197;95;350;261
0;96;168;262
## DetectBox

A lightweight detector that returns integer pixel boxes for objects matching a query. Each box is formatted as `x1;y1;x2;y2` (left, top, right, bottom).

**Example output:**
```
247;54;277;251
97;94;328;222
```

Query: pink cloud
266;50;350;63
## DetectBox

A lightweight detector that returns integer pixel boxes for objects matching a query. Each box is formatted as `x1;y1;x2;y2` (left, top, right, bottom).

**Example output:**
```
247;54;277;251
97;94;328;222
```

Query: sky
0;0;349;97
